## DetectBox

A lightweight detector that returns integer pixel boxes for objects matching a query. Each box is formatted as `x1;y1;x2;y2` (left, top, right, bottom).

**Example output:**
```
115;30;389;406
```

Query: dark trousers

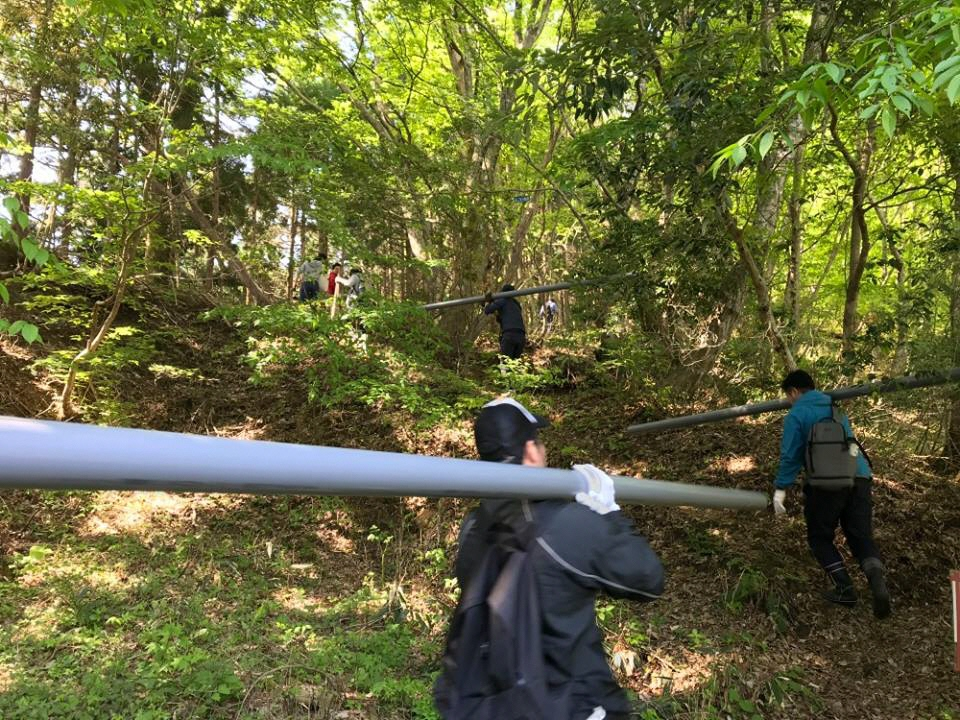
300;280;320;301
499;331;525;359
803;478;881;574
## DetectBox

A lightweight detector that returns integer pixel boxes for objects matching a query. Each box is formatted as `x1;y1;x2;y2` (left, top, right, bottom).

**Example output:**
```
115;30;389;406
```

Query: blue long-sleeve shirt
775;389;872;489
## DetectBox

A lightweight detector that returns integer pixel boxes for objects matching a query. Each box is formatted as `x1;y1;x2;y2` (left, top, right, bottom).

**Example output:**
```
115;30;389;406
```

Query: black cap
474;398;550;464
501;283;515;292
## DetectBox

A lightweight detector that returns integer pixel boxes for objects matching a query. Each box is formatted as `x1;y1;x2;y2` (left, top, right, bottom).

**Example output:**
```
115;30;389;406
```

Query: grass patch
0;495;443;719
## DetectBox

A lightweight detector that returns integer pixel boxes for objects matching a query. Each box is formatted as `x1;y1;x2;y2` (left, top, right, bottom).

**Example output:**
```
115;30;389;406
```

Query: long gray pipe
627;368;960;435
0;416;765;510
422;274;632;311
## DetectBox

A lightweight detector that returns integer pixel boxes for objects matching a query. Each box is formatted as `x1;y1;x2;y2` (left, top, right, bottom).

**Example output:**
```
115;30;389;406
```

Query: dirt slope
1;313;958;720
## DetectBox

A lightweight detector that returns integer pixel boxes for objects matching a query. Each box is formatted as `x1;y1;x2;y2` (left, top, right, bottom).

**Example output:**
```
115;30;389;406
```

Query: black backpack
434;501;555;720
805;403;871;489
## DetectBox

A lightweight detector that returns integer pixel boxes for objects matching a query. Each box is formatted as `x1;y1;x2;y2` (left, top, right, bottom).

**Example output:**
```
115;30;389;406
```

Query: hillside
1;301;958;720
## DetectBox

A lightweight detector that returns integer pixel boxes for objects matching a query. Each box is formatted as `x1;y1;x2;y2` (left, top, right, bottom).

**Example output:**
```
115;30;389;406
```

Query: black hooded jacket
483;296;526;335
453;498;664;719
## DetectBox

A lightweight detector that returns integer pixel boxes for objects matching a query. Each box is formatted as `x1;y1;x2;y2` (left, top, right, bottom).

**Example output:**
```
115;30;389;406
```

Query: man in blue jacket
773;370;890;618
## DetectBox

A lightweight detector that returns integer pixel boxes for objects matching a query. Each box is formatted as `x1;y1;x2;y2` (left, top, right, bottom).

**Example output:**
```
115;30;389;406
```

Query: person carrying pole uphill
773;370;891;619
481;284;526;360
435;398;664;720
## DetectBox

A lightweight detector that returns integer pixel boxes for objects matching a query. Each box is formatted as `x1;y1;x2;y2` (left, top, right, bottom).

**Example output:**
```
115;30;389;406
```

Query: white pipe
0;416;766;510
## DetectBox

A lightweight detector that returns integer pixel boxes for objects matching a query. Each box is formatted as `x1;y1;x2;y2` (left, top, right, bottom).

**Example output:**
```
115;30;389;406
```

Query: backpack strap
828;401;851;442
853;438;873;470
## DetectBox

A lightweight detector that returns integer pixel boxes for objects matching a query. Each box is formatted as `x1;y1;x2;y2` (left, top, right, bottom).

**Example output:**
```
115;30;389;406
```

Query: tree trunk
868;195;909;370
829;107;875;359
685;275;748;384
947;251;960;459
785;150;804;330
438;1;554;352
15;81;42;243
287;205;299;300
179;184;273;305
59;222;143;418
40;77;81;251
721;0;833;373
726;212;798;371
942;126;960;460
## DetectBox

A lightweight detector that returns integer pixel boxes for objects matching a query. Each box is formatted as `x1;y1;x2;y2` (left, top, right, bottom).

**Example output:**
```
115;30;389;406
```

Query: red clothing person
327;263;342;295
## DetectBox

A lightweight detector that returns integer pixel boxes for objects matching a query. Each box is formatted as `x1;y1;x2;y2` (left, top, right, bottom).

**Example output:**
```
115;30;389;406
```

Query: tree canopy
2;0;960;390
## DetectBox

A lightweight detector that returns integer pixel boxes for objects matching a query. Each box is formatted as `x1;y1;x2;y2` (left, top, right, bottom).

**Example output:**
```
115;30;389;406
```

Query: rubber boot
863;559;891;619
822;567;857;607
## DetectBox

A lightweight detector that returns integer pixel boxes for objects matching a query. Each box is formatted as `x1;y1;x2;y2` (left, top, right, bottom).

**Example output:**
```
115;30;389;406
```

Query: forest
2;0;960;718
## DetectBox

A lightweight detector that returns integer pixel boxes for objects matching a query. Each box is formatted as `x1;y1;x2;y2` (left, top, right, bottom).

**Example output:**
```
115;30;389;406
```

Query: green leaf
933;63;960;90
19;323;40;344
731;144;747;167
915;95;935;116
776;89;796;107
881;104;897;138
880;67;898;94
933;54;960;75
891;93;912;115
0;281;8;304
948;74;960;104
0;319;9;333
757;131;775;159
708;154;727;178
812;77;829;103
859;103;881;120
824;62;843;84
20;238;38;263
896;42;912;68
14;211;29;229
1;197;18;213
857;78;880;100
8;320;24;335
757;103;777;123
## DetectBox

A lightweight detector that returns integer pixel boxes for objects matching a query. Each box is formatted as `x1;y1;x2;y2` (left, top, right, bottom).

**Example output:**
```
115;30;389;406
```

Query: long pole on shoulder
626;368;960;435
0;416;766;511
422;274;633;311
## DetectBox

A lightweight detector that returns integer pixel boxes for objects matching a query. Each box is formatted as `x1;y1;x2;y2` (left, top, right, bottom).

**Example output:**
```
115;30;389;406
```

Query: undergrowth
205;301;486;426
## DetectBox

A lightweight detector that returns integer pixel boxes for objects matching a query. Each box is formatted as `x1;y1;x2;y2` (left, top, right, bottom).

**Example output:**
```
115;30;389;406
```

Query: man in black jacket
482;284;526;359
440;398;664;720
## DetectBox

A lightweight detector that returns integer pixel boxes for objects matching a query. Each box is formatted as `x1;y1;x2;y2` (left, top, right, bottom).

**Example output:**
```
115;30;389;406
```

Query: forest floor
1;299;959;720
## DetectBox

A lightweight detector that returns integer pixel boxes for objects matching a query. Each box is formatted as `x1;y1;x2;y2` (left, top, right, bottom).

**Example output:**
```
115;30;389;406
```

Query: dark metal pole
422;274;632;311
626;368;960;435
0;416;766;510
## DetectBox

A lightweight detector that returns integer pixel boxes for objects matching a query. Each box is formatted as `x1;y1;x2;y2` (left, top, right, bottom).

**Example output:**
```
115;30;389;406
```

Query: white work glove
573;464;620;515
772;488;787;516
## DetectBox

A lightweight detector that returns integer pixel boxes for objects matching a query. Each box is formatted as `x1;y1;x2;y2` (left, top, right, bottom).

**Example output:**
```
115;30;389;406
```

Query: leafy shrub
207;300;482;425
